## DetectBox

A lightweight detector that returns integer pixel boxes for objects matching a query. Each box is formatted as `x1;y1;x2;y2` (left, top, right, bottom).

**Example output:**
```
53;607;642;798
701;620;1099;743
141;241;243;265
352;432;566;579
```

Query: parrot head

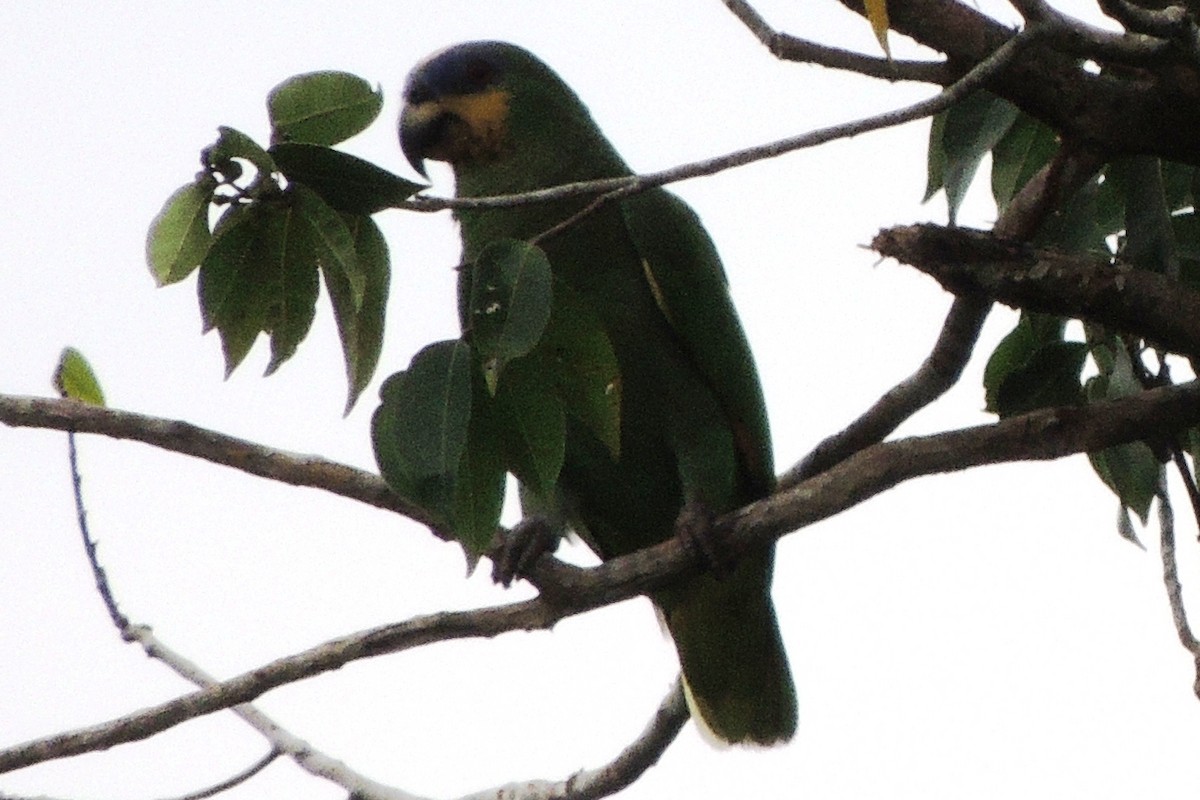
399;41;622;187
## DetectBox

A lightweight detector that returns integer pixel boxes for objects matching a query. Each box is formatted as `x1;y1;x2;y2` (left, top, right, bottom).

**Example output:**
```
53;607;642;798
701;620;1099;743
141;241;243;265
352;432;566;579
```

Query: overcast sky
3;2;1199;798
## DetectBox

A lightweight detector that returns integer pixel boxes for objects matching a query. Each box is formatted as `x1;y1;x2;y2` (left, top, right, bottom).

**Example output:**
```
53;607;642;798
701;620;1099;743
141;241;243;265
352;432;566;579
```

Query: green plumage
400;41;796;744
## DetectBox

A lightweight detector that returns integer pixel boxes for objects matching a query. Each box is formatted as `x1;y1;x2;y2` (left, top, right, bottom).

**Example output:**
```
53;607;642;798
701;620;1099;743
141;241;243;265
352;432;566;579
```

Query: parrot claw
492;516;561;587
675;500;735;579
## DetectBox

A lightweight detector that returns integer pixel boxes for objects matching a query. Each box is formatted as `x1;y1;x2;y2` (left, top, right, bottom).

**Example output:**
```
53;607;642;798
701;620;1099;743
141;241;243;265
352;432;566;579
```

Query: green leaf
288;183;362;306
1035;174;1114;255
1088;443;1160;524
927;91;1019;224
1084;342;1162;523
198;204;276;374
206;126;276;183
467;240;554;394
924;112;947;203
491;358;566;496
375;340;474;478
991;112;1058;215
146;177;217;285
1109;156;1178;275
53;347;106;407
197;195;323;377
325;214;390;414
451;378;508;555
263;192;324;376
983;313;1085;416
268;71;382;146
270;142;424;214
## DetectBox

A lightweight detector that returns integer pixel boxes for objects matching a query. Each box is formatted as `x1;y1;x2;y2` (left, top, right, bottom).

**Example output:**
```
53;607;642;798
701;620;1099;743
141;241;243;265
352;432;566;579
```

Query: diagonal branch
5;379;1200;775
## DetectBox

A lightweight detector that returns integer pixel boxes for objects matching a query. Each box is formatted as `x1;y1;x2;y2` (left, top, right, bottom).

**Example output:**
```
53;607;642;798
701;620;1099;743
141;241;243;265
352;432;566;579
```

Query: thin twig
68;430;131;634
455;679;689;800
169;749;281;800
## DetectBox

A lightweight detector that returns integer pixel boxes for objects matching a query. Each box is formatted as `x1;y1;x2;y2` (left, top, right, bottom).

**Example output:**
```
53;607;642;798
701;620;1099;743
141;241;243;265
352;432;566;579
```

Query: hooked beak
398;101;450;179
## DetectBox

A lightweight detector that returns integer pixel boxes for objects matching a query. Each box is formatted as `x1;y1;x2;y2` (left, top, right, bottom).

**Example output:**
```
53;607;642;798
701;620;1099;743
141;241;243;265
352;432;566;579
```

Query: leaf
864;0;891;57
451;377;509;556
991;112;1058;215
927;91;1019;224
467;240;554;394
270;142;424;214
924;112;947;203
263;192;324;377
1084;344;1162;524
983;313;1086;416
375;340;474;478
1109;156;1178;275
325;214;390;414
268;71;382;146
198;204;276;374
146;177;217;285
53;347;106;407
491;358;567;496
288;183;362;307
1088;443;1160;524
205;126;276;183
197;195;323;377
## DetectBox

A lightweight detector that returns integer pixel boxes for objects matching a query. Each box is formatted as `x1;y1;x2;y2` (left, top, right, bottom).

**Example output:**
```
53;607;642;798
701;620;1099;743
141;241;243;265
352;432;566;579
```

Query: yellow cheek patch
442;88;511;157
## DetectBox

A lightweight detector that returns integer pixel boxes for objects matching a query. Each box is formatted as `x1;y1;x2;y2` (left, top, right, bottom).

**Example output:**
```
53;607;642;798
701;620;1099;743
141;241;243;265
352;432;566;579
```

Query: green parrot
399;41;796;745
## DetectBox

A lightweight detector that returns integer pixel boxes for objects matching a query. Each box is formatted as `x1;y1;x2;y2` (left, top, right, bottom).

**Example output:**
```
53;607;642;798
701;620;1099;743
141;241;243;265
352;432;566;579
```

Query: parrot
398;41;797;745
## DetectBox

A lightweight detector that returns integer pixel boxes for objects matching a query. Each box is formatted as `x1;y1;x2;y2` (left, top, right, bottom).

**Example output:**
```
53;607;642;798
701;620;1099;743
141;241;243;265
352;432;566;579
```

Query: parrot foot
674;500;734;578
492;515;561;588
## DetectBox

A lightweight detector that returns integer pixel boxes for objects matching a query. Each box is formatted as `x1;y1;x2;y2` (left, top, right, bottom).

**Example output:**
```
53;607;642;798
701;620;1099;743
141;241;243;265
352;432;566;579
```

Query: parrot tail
656;546;797;745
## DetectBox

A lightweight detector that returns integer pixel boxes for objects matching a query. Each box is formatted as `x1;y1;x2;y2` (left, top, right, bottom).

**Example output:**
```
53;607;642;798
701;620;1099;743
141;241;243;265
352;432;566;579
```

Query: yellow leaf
865;0;891;58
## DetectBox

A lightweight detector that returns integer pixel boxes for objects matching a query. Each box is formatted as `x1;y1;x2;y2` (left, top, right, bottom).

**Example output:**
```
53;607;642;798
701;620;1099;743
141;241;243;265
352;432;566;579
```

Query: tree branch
0;394;443;535
721;0;952;83
6;379;1200;774
872;223;1200;359
836;0;1200;164
784;138;1105;484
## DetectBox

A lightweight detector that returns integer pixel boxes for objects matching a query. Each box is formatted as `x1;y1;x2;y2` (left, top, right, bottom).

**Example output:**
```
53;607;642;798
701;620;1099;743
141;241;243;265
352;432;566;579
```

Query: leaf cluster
927;90;1200;525
370;241;622;555
145;72;423;412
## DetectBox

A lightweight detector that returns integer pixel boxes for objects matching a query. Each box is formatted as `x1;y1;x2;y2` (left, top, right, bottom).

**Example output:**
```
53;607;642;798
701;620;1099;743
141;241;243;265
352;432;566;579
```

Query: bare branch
455;679;688;800
0;395;443;535
6;379;1200;774
873;223;1200;360
721;0;951;83
782;294;990;487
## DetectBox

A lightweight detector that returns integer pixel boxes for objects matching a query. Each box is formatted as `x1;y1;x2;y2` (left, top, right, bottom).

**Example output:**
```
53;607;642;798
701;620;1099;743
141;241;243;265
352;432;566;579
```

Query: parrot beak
399;101;448;179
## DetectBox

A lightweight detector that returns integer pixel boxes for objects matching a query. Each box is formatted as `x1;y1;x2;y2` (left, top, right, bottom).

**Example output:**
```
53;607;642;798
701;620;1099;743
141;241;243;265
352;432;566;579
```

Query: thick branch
835;0;1200;164
5;380;1199;774
873;223;1200;359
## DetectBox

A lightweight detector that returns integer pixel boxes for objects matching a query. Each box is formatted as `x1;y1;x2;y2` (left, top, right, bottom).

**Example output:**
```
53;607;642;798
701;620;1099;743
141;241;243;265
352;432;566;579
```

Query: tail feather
656;546;797;745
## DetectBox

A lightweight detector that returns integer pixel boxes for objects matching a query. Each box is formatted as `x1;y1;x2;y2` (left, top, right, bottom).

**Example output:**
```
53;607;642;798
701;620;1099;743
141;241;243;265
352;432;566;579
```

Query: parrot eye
463;58;497;90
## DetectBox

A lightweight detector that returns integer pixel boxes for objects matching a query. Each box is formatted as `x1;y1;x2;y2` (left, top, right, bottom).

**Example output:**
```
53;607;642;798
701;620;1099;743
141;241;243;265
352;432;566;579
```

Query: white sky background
2;1;1199;798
